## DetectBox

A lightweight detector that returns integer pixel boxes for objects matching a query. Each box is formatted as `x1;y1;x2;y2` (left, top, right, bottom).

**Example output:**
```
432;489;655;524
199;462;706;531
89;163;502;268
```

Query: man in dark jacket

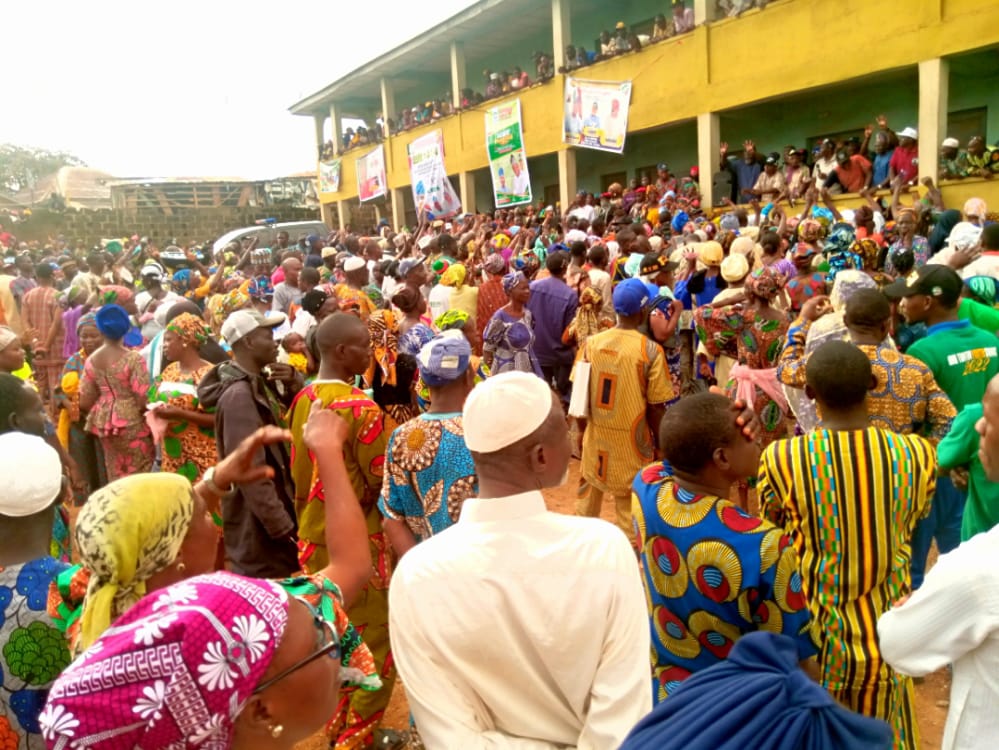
198;309;303;577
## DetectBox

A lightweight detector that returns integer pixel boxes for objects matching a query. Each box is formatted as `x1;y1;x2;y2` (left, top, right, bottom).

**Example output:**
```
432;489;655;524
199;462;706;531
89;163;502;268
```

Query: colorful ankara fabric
333;283;376;319
784;272;828;313
884;236;930;276
580;328;673;496
397;322;434;357
378;414;478;542
286;381;394;750
476;276;507;346
777;319;956;441
482;308;543;377
632;465;817;704
80;351;154;481
695;305;789;445
165;313;211;348
41;573;287;750
0;557;71;750
149;362;217;482
757;428;938;750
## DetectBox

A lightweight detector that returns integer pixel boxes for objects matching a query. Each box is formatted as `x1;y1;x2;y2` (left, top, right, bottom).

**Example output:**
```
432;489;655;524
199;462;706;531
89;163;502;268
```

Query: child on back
631;391;817;705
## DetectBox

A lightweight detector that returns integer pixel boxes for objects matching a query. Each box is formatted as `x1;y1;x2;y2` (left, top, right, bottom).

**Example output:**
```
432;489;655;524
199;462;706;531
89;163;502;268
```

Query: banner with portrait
563;77;633;154
407;130;461;219
318;159;341;194
356;145;387;202
485;99;533;208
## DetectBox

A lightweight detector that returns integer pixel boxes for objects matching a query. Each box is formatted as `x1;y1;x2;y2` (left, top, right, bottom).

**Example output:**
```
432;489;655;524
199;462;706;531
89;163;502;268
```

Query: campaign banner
485;99;532;208
356;145;387;202
407;130;461;219
563;77;633;154
318;159;341;194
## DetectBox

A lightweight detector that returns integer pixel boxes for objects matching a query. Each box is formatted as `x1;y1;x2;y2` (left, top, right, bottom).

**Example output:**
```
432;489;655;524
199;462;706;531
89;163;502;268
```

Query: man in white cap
940;137;967;180
197;309;302;578
390;371;650;749
135;260;180;340
889;126;919;186
334;255;377;318
0;432;72;747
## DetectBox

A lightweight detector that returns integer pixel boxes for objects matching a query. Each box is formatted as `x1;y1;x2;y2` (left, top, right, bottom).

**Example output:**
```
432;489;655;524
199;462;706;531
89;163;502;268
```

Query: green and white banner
485;99;532;208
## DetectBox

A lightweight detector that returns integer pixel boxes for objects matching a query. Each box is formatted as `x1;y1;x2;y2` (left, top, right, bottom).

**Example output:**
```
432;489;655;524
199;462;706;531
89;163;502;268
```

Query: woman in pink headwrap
964;197;988;227
695;267;791;502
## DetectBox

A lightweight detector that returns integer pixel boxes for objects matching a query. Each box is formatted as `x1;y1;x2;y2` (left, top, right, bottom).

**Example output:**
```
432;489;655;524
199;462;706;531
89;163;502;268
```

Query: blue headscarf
95;304;132;340
671;210;689;234
620;632;893;750
172;268;191;291
502;271;527;295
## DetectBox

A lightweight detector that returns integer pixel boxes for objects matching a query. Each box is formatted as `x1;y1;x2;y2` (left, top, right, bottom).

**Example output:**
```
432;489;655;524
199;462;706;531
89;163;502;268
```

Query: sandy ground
296;457;950;750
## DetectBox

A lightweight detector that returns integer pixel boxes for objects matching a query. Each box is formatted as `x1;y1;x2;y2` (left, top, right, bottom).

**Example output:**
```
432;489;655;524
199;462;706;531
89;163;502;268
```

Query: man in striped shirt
758;340;937;750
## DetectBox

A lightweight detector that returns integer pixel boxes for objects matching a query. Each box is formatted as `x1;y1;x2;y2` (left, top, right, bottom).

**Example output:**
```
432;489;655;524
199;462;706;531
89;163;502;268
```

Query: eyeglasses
252;598;340;694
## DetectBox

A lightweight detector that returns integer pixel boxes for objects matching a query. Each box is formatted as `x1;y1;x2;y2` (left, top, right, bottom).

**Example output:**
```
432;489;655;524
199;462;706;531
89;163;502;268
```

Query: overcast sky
2;0;476;180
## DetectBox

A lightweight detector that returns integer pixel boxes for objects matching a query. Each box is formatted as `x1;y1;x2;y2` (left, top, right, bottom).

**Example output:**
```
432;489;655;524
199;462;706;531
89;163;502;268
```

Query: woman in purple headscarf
482;271;543;377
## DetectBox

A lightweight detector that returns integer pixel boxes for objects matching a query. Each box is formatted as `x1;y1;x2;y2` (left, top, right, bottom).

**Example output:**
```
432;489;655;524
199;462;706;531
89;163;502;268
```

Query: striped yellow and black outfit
757;427;937;750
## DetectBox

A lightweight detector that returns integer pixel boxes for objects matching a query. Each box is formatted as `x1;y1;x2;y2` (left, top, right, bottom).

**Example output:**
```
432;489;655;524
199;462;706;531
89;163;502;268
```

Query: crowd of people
0;159;998;750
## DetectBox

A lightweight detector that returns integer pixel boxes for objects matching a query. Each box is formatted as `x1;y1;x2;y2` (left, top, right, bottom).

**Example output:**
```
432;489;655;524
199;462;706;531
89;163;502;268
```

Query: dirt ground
297;458;950;750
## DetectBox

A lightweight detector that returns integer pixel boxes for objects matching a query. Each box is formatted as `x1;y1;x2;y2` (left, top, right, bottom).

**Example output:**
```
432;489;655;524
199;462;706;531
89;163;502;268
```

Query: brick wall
10;206;322;247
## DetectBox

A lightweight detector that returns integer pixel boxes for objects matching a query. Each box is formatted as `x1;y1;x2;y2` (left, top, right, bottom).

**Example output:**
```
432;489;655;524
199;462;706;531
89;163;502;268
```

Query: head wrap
75;474;195;650
98;285;134;307
744;266;784;302
824;223;856;256
829;269;877;313
247;275;274;301
171;268;192;291
440;263;467;289
965;275;999;306
571;287;605;342
0;432;62;518
94;304;132;340
964;197;988;221
619;632;893;750
366;309;399;386
76;311;99;336
221;289;250;319
502;270;527;295
947;221;983;252
398;322;435;357
851;238;881;271
434;309;470;332
0;325;19;351
729;236;755;258
418;330;472;386
484;253;507;275
43;573;289;750
166;312;211;348
798;218;822;243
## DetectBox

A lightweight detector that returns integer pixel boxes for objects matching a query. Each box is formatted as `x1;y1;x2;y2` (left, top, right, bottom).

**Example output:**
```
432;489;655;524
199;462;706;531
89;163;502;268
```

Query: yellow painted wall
317;0;999;205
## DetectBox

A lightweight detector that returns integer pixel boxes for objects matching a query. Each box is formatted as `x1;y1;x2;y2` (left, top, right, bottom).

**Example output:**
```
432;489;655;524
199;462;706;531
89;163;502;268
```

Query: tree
0;144;86;194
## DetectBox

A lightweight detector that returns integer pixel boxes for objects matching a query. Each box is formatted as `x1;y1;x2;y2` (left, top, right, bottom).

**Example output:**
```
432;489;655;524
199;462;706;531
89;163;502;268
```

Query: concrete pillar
313;115;326;161
337;200;352;231
380;78;396;141
697;112;720;208
450;41;466;110
391;187;406;230
320;202;335;229
328;103;343;156
918;58;949;185
693;0;716;26
557;149;577;213
551;0;571;72
458;171;476;215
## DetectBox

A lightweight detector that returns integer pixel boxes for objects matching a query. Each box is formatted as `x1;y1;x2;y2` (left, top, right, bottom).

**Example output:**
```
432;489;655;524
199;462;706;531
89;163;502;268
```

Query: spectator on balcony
860;116;899;189
672;0;696;34
965;135;999;178
723;140;763;203
652;13;670;41
485;71;502;99
784;148;812;201
598;30;616;57
746;153;787;202
939;137;967;180
562;45;590;73
656;164;677;196
890;127;920;186
825;149;873;194
534;51;554;81
812;139;838;186
613;22;633;53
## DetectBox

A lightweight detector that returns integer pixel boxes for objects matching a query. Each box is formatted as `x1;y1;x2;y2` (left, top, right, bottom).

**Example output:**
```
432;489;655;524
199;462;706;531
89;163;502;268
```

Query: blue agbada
620;632;893;750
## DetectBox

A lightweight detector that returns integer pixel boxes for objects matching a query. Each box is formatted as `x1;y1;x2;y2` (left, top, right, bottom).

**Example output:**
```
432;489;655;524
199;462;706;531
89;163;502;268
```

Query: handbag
568;359;591;418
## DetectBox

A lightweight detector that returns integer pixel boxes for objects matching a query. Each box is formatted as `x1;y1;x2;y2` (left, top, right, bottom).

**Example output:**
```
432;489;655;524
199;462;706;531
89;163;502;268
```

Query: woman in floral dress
80;304;154;481
56;312;107;502
148;313;217;482
482;271;543;377
695;266;791;446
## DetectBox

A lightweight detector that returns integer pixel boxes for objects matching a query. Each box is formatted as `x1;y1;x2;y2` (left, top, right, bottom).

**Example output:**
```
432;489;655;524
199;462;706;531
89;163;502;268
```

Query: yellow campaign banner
563;77;632;154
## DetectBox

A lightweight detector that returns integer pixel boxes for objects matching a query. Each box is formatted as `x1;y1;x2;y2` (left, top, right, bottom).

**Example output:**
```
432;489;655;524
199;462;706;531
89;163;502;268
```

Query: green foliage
0;144;85;194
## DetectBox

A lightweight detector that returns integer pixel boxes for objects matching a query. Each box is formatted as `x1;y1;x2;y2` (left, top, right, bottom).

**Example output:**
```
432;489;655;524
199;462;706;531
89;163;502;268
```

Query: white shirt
877;525;999;750
389;491;651;750
569;205;597;224
427;283;453;323
928;249;999;280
